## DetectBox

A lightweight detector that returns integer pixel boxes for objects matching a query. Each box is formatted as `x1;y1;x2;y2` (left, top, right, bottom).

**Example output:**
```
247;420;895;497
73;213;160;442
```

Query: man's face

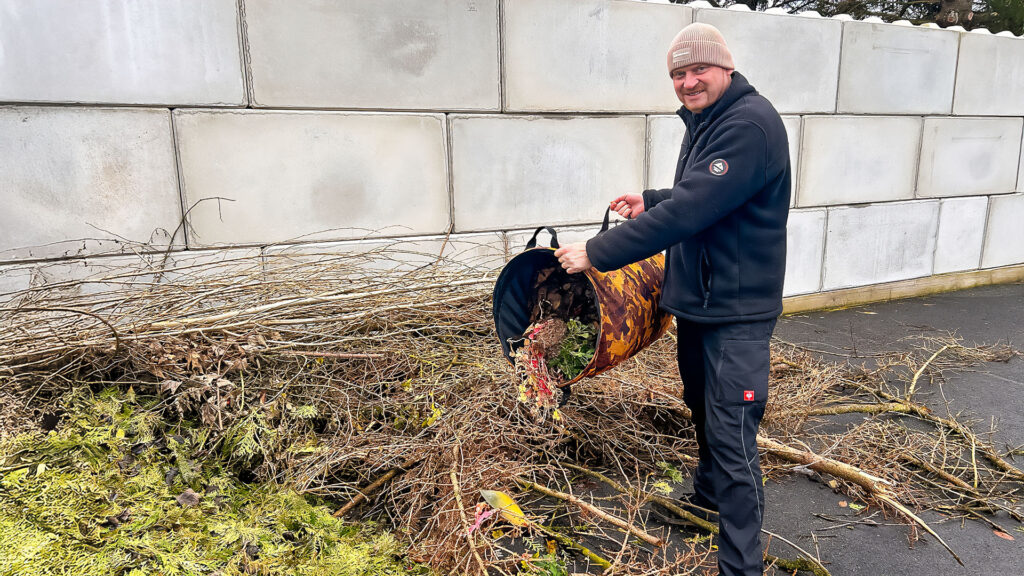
671;63;732;113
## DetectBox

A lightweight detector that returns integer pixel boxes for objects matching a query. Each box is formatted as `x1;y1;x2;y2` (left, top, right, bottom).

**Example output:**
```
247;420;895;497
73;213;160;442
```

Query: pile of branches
1;240;1022;574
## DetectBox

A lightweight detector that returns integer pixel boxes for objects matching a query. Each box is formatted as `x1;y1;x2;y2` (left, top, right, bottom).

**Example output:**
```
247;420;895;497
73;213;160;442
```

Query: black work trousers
676;316;776;576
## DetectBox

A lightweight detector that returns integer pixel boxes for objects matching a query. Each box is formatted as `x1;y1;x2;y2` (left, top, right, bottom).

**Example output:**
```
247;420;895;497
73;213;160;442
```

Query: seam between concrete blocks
498;0;507;113
950;32;963;116
930;199;944;276
833;21;845;114
979;195;994;270
911;115;926;198
237;0;255;108
168;110;191;251
817;207;830;293
643;116;651;190
444;114;457;235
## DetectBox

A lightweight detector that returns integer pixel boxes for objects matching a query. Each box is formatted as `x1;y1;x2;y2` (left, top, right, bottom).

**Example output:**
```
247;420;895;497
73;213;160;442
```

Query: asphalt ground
759;282;1024;575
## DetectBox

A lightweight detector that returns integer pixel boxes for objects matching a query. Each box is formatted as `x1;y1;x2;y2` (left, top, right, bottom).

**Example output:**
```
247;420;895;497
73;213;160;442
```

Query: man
554;22;791;576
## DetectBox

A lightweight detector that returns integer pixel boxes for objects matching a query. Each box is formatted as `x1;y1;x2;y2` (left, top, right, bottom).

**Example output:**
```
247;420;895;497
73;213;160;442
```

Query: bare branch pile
1;241;1021;574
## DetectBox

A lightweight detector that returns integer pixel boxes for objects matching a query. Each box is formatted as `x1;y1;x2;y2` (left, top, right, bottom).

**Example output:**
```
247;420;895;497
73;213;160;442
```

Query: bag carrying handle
527;207;617;250
600;206;613;233
525;226;560;250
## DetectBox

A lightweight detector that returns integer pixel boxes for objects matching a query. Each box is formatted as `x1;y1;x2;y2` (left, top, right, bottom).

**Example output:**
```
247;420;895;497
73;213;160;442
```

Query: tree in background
669;0;1024;35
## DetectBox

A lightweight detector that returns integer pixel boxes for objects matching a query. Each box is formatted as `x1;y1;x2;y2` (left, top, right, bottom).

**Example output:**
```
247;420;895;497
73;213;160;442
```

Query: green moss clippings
0;389;428;576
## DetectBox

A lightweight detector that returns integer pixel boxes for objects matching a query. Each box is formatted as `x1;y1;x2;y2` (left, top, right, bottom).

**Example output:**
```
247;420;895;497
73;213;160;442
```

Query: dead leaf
838;500;848;508
479;489;529;527
993;530;1015;541
176;488;201;507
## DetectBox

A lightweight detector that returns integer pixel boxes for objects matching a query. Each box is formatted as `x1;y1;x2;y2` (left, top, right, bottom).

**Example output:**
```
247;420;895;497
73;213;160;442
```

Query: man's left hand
554;243;592;274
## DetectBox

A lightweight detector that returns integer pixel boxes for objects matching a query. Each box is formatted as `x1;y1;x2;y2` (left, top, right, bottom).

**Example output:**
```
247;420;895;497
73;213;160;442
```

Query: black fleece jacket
586;72;790;323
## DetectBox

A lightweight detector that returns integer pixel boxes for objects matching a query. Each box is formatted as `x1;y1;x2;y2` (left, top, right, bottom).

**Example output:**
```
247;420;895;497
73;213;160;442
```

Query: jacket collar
677;71;756;132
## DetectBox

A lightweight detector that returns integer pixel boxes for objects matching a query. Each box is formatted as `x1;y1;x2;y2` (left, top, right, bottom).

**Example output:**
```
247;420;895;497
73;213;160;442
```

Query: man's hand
554;242;592;274
610;194;645;219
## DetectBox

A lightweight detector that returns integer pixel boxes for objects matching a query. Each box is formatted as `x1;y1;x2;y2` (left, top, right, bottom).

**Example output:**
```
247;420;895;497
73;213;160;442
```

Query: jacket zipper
700;245;712;310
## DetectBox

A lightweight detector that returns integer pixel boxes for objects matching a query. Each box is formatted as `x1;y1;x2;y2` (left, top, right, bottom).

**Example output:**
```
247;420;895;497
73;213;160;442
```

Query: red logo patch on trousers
743;390;754;401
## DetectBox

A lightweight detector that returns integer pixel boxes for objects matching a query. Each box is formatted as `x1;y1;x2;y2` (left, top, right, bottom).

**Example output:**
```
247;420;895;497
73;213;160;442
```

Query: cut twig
450;444;488;576
333;456;421;518
906;344;950;400
515;478;665;548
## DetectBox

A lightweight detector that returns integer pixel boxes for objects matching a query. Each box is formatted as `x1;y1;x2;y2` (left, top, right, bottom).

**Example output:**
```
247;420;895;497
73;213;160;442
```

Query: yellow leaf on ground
479;489;529;527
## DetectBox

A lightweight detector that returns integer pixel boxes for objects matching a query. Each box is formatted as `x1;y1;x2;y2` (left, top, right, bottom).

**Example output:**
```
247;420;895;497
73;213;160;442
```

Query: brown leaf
176;488;201;507
993;530;1015;541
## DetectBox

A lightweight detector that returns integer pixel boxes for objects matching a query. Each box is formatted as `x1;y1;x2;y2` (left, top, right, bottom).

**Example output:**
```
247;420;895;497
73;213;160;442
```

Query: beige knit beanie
666;23;735;75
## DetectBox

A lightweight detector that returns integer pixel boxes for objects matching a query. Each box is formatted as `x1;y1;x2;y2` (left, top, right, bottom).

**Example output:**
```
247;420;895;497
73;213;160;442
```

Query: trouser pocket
715;338;770;407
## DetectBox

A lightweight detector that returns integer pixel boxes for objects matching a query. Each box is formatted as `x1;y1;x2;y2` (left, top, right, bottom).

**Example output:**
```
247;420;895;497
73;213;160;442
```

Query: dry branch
515;478;665;548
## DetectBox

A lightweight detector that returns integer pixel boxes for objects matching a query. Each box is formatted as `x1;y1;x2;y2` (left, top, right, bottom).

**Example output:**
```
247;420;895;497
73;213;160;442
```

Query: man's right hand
610;194;645;219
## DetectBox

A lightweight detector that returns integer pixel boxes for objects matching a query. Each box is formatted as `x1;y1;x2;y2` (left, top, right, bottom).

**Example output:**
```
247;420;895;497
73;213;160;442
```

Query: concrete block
783;116;802;207
917;117;1023;198
783;209;825;296
0;107;182;262
982;193;1024;268
646;116;687;190
648;114;799;204
696;8;842;113
173;110;450;247
450;115;647;231
798;116;921;207
934;197;987;274
245;0;499;111
502;0;691;112
837;22;959;114
0;0;243;106
954;34;1024;116
823;201;939;290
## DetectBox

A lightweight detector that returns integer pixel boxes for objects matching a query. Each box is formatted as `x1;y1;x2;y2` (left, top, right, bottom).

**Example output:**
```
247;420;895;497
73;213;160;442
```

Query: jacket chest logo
709;159;729;176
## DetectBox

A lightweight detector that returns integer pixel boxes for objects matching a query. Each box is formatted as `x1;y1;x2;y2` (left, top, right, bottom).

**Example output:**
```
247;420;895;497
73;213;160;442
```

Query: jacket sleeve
642;187;672;210
587;120;768;272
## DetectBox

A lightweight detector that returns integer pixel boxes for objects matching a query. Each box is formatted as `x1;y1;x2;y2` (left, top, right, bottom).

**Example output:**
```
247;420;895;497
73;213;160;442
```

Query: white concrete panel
0;0;243;106
174;110;450;247
933;197;987;274
450;115;647;231
917;117;1023;198
837;22;958;114
0;107;182;261
982;194;1024;268
783;209;825;296
954;34;1024;116
503;0;691;112
783;116;801;207
823;201;939;290
245;0;499;111
696;8;842;113
646;116;686;190
798;116;921;207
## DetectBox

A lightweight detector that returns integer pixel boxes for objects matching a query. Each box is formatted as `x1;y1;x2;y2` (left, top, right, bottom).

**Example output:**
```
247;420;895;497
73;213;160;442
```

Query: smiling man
554;22;791;576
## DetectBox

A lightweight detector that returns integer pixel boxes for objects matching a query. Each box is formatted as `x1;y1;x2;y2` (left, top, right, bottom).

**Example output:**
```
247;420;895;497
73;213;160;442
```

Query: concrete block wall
3;0;1024;305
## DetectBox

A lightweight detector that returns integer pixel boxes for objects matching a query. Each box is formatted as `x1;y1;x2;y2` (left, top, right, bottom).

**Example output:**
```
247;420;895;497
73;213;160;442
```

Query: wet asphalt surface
760;282;1024;576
